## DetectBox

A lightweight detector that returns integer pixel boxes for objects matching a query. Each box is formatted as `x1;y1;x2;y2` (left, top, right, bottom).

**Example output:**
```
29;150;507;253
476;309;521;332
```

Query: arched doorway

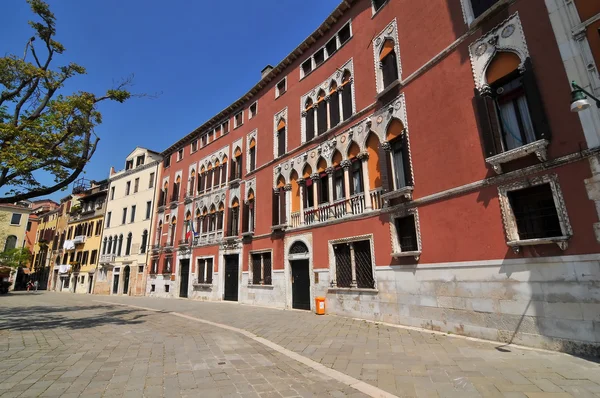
122;266;130;295
289;241;310;310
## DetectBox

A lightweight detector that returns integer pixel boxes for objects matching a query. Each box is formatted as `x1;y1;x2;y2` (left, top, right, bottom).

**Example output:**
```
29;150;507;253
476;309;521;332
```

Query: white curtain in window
516;96;536;144
499;103;522;150
335;176;344;200
352;168;362;194
392;150;407;189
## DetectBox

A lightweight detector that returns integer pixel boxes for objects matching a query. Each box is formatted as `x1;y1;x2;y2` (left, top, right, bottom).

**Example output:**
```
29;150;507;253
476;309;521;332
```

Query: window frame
234;111;244;129
195;256;214;285
497;174;572;252
10;213;22;226
275;78;287;98
372;19;401;94
249;250;273;286
249;101;258;119
328;234;376;291
191;139;198;153
389;209;422;260
371;0;390;16
460;0;503;26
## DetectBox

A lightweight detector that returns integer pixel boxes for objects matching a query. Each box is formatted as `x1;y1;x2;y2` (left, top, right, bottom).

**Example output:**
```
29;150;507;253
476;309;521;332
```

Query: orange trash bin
315;297;326;315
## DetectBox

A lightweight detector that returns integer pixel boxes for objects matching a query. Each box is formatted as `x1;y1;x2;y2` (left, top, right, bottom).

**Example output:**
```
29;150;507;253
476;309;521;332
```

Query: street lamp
570;81;600;113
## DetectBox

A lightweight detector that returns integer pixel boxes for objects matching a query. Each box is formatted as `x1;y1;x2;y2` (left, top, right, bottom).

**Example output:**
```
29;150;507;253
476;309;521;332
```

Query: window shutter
522;58;551;142
227;208;233;236
378;145;392;193
278;129;286;157
473;88;499;158
280;189;287;225
402;133;413;186
342;83;353;121
242;203;249;233
198;260;205;283
272;191;279;226
206;259;213;283
264;254;272;285
306;109;315;141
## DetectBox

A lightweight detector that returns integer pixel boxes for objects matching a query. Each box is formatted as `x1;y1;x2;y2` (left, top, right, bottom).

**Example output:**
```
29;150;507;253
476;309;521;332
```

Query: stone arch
331;149;342;167
316;157;327;173
247;188;255;201
289;240;309;258
329;80;338;93
171;216;177;225
302;164;312;179
485;51;521;86
185;210;192;221
276;174;286;189
347;140;361;159
385;118;405;142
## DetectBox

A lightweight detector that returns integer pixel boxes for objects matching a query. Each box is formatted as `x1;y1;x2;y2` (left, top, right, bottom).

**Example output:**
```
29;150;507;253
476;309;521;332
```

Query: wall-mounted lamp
570;81;600;113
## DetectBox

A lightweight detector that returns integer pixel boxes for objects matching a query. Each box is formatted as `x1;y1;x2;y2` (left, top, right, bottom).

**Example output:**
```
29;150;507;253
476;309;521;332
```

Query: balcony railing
99;253;115;263
290;193;368;228
73;235;86;245
192;231;224;246
370;188;383;210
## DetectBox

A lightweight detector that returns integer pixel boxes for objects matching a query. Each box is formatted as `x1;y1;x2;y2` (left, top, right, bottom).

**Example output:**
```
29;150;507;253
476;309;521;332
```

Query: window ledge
391;250;421;261
376;79;402;99
328;287;379;294
247;284;274;289
271;224;288;232
485;139;549;174
193;283;213;288
381;185;414;201
507;236;570;253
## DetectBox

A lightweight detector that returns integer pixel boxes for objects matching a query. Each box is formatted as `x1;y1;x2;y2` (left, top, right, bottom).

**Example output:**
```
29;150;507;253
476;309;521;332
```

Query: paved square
1;292;599;397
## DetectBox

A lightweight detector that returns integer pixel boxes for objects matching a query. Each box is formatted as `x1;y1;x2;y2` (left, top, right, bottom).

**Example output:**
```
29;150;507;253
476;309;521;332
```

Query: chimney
110;166;116;176
261;65;273;79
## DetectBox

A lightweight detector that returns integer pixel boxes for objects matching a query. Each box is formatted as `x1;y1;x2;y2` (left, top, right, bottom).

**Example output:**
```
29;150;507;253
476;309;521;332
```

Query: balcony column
358;151;372;210
311;173;320;221
325;96;331;131
326;167;335;220
341;160;352;213
298;178;306;226
284;184;292;225
218;165;223;187
337;85;345;120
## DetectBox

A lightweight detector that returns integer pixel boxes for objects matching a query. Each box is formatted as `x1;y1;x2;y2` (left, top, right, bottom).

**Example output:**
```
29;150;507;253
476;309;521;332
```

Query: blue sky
2;0;339;202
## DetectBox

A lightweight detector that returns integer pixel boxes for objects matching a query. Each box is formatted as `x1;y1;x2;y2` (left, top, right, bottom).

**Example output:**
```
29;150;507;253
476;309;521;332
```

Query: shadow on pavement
0;303;149;331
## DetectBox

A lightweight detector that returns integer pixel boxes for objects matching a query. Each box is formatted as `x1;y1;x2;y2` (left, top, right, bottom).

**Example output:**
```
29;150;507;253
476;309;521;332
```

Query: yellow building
49;195;79;292
0;203;32;288
31;207;60;289
60;180;108;294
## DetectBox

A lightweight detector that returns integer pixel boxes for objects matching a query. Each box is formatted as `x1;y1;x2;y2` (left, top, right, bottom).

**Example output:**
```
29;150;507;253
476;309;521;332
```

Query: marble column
341;160;352;213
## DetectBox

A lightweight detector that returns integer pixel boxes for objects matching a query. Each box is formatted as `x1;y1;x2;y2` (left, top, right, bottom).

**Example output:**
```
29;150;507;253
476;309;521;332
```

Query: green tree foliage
0;0;133;203
0;247;32;269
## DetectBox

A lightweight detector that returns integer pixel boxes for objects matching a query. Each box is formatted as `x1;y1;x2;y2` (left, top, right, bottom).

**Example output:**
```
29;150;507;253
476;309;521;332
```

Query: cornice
109;161;161;183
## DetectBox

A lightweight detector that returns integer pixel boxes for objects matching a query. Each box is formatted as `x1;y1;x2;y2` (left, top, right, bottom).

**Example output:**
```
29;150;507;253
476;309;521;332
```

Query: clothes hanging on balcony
58;264;71;274
63;240;75;250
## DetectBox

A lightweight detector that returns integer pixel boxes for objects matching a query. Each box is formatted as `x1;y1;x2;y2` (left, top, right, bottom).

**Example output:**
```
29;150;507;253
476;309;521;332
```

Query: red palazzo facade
147;0;600;355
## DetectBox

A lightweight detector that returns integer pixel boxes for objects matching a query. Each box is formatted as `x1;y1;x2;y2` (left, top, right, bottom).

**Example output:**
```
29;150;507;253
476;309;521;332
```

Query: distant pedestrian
26;281;33;292
34;281;39;292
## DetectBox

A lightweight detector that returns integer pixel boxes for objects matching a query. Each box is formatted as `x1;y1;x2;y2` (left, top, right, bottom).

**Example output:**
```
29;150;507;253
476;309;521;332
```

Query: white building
95;147;161;295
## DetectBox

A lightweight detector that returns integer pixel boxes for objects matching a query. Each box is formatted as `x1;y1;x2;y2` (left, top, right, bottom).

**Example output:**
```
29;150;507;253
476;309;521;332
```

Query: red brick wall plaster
153;0;599;275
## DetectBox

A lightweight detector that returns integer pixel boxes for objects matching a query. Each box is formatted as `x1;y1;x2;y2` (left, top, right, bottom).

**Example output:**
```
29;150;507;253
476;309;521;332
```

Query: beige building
96;147;161;295
0;203;32;287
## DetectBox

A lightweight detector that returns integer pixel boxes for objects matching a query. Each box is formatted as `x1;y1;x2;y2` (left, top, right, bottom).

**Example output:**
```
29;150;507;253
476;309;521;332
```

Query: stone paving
0;293;367;398
1;292;600;398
